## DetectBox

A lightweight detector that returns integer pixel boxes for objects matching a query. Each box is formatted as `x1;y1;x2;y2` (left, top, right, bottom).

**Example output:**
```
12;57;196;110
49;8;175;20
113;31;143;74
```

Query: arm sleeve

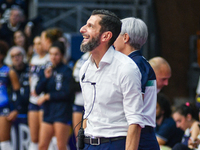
121;64;145;128
35;69;48;95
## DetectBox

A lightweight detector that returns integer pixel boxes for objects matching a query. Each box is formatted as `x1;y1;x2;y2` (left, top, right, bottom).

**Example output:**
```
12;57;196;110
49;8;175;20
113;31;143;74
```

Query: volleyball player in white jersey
28;36;50;150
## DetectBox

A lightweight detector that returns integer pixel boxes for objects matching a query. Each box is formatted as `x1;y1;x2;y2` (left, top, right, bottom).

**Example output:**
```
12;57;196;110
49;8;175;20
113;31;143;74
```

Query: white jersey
29;54;50;104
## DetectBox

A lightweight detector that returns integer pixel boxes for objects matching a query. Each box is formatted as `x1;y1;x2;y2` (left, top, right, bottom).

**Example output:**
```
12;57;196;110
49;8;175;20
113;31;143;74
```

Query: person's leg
0;116;12;150
39;122;54;150
28;111;40;149
54;122;71;150
48;136;58;150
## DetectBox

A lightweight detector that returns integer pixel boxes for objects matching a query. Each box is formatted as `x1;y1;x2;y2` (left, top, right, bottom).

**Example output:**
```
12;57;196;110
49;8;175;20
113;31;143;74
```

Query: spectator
155;93;184;148
172;102;200;150
13;30;28;49
36;41;73;150
149;57;171;93
0;7;42;47
0;7;26;46
0;40;21;150
0;0;27;24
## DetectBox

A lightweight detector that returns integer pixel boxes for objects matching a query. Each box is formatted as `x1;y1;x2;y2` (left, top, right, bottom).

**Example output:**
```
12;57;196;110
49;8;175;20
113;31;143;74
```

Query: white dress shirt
79;46;144;138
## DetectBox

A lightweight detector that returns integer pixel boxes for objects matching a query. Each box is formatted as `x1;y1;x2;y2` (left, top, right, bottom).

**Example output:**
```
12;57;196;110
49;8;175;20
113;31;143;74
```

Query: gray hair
120;17;148;50
10;7;24;17
4;46;27;66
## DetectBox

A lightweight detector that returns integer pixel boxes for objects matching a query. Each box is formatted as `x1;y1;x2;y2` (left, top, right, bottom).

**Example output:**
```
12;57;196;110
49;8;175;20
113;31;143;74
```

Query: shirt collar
88;46;114;68
128;50;141;57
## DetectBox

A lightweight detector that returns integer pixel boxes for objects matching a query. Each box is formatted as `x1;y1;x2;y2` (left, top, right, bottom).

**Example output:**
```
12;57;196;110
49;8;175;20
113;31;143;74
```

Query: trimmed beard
80;33;101;52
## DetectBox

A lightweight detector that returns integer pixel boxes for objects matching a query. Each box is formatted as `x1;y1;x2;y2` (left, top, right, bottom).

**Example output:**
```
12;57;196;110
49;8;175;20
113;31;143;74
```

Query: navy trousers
138;126;160;150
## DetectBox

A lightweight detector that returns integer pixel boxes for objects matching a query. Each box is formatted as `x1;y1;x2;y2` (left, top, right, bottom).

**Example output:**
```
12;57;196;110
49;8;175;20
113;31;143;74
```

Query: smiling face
80;15;102;52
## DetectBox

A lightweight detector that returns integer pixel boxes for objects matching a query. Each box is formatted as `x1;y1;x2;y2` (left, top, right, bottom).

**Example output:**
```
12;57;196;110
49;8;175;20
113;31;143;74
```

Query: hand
44;67;52;78
37;94;50;106
7;110;18;121
188;137;200;149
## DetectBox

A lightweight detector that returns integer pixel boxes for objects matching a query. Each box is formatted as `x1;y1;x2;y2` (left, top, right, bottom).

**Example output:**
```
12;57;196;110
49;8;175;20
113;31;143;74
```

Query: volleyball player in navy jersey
0;40;21;150
28;28;63;150
36;41;73;150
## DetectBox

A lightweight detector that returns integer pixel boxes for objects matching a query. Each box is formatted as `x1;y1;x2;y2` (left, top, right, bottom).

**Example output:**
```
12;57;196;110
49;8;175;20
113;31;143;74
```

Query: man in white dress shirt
79;9;144;150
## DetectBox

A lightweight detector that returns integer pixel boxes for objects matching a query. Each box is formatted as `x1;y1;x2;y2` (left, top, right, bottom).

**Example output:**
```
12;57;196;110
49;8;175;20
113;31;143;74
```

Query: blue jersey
35;62;73;123
128;50;159;149
128;50;156;93
0;65;10;107
155;117;184;147
128;50;157;127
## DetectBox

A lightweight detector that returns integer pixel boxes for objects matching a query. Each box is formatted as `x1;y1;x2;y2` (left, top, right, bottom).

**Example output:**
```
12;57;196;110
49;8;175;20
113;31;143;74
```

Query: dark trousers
138;126;160;150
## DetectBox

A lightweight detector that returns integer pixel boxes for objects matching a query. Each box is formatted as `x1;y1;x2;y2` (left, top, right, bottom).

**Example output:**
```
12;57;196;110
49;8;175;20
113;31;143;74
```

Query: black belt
84;136;126;145
141;126;154;133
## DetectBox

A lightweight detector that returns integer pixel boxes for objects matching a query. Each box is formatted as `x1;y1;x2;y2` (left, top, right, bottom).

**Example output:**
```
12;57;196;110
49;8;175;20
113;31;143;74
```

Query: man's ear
101;31;112;42
123;33;130;43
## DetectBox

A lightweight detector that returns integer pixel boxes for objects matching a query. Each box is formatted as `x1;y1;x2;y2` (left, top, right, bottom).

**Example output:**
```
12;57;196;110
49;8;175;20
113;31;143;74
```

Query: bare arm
8;69;20;121
156;137;166;145
188;121;200;149
9;69;20;90
126;124;141;150
83;119;87;129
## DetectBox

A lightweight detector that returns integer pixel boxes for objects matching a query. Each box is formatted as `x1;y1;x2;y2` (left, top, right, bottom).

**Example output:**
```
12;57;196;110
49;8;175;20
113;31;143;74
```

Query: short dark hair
91;10;122;46
157;93;172;118
51;41;65;55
